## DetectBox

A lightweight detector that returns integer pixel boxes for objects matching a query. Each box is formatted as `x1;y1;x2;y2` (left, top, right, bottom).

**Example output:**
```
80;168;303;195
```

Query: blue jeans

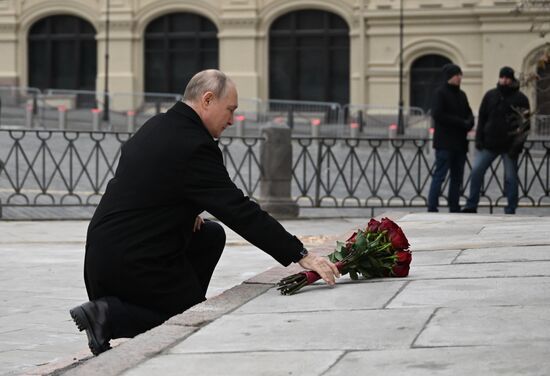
428;149;467;212
464;149;518;214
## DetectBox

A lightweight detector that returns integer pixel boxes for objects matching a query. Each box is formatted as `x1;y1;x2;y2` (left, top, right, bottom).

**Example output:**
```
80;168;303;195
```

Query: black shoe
461;207;477;213
70;299;112;355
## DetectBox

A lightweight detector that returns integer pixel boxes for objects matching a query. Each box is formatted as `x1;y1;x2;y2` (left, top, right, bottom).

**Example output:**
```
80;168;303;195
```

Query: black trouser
101;220;226;339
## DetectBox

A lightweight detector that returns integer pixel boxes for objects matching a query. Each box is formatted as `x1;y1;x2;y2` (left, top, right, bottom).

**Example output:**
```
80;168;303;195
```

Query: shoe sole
70;306;111;356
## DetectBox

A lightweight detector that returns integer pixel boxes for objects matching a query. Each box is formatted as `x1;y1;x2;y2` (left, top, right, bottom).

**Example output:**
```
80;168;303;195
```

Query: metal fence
2;129;550;218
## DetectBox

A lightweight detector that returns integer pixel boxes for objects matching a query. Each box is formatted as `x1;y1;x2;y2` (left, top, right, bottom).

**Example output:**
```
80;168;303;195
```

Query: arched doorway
410;54;452;112
144;13;218;95
269;9;350;104
28;15;97;105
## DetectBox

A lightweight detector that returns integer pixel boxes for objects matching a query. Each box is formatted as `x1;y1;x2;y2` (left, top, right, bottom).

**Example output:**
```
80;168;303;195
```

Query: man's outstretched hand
298;253;340;285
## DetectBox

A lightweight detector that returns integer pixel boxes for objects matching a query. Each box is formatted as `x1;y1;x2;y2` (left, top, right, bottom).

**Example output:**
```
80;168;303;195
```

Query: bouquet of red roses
277;217;412;295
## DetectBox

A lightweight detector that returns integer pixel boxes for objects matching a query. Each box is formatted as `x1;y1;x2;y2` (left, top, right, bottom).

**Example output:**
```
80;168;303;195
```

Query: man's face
448;73;462;86
201;84;238;138
499;76;513;86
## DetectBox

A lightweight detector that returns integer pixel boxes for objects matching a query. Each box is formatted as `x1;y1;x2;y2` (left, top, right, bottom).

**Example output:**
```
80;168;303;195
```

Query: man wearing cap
462;66;530;214
428;63;475;212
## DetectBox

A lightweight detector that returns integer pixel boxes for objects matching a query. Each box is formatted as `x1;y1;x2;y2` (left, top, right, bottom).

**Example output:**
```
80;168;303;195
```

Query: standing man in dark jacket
427;63;475;212
462;66;530;214
70;70;340;356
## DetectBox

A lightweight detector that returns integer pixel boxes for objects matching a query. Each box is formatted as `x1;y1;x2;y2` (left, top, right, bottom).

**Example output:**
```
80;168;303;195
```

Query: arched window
269;10;350;104
537;63;550;115
410;54;452;112
144;13;218;95
28;15;97;93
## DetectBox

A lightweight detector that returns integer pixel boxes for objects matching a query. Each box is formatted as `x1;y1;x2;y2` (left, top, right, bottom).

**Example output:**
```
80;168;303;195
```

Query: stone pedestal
258;124;299;219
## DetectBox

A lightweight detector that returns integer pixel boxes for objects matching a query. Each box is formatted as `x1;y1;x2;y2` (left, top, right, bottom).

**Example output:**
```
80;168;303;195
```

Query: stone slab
121;351;344;376
171;308;433;353
62;325;197;376
167;283;272;327
457;245;550;263
409;260;550;280
235;281;405;314
388;277;550;308
325;345;550;376
410;250;460;265
415;306;550;347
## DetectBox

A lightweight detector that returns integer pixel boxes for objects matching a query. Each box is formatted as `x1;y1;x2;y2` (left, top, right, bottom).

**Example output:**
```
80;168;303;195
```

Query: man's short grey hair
182;69;234;102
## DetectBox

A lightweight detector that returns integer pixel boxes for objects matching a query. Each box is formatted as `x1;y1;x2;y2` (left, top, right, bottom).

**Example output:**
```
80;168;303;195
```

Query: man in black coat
427;63;475;212
70;70;340;355
462;66;530;214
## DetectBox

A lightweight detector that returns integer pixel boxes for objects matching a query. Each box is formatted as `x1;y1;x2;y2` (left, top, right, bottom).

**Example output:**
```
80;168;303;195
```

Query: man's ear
201;91;214;109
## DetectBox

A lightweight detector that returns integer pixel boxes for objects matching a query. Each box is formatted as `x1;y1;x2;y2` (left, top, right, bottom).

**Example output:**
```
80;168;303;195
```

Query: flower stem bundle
277;217;412;295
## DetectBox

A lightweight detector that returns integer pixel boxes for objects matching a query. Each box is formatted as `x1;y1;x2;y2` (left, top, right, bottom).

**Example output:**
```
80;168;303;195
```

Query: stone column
0;6;18;87
258;124;299;219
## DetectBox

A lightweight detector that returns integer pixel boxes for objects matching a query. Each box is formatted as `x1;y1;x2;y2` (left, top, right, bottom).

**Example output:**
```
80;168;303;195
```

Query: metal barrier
0;86;41;128
262;99;344;136
343;104;430;138
2;129;550;218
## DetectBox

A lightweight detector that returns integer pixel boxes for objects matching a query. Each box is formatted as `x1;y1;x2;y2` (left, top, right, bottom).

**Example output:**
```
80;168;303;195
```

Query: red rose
366;219;381;233
345;231;358;249
395;250;412;264
379;217;399;233
391;263;410;277
346;231;357;243
388;227;410;250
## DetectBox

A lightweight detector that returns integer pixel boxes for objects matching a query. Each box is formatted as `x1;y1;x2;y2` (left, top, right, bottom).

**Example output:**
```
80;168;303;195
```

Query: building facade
0;0;548;113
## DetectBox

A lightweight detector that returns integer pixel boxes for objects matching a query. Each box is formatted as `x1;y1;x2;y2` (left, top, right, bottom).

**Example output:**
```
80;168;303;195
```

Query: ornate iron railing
291;137;550;211
1;129;550;218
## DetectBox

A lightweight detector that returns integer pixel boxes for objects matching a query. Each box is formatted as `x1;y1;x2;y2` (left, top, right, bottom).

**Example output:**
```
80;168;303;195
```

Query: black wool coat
475;82;530;153
431;83;474;152
84;101;304;316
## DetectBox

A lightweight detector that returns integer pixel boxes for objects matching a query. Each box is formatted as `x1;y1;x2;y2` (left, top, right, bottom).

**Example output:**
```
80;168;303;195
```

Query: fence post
258;123;299;218
235;115;245;137
58;105;67;130
25;103;34;128
127;110;135;132
358;110;365;132
350;122;359;138
388;123;397;151
287;106;294;129
310;118;320;137
91;108;102;131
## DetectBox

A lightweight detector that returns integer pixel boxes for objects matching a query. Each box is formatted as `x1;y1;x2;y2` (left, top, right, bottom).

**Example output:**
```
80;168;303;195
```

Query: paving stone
121;351;344;376
456;245;550;263
409;260;550;280
167;283;272;327
410;250;460;265
325;345;550;376
62;325;197;376
387;277;550;308
170;308;433;353
235;280;405;314
415;306;550;347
